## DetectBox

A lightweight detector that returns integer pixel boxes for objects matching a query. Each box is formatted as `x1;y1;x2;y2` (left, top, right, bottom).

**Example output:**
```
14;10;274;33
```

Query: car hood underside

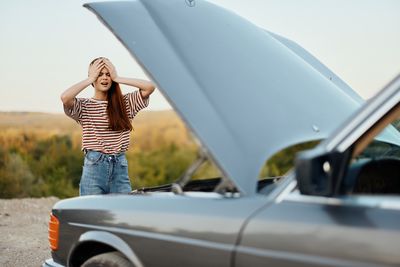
85;0;363;195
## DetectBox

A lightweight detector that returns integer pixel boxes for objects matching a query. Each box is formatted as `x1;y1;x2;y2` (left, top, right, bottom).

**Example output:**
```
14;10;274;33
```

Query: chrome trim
285;191;344;206
274;175;297;203
337;91;400;152
42;259;65;267
69;223;234;252
325;75;400;152
236;246;383;267
285;191;400;210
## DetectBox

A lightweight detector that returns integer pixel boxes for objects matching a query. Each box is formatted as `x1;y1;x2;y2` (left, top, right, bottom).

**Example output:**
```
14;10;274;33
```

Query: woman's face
93;67;112;92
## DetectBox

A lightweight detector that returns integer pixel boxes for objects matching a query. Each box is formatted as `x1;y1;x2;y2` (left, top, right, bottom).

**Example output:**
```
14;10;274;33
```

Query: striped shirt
64;91;149;154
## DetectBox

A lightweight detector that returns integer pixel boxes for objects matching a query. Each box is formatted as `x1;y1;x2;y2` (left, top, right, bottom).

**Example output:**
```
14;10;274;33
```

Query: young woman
61;57;155;195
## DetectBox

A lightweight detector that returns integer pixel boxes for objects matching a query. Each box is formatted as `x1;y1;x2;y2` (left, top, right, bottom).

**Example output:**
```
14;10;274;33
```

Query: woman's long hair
90;57;132;132
107;82;132;132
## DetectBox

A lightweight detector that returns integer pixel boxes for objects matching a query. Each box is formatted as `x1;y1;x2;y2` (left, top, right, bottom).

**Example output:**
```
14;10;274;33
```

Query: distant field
0;110;181;130
0;112;79;133
0;110;194;150
0;110;202;198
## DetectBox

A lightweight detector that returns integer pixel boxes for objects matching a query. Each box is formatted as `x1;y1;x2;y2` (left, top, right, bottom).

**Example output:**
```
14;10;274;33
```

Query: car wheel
82;251;134;267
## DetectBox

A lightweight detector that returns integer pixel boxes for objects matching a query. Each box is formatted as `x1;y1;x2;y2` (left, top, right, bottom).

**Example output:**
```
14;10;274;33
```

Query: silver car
43;0;400;266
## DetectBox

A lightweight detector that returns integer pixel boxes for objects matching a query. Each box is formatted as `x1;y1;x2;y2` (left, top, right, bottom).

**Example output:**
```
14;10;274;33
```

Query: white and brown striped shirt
64;91;149;154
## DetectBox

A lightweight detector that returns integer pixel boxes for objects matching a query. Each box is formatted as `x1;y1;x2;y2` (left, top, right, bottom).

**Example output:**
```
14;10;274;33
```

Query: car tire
82;251;134;267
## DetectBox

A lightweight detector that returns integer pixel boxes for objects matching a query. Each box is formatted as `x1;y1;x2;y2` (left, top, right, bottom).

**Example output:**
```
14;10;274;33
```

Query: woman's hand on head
88;58;105;83
104;59;118;81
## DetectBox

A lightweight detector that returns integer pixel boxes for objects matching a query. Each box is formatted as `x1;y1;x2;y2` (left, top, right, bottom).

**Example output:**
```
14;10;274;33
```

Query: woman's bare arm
60;59;105;107
104;59;156;99
114;77;156;99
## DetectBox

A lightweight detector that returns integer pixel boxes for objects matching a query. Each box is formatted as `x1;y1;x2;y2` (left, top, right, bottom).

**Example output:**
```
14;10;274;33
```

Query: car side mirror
295;147;348;197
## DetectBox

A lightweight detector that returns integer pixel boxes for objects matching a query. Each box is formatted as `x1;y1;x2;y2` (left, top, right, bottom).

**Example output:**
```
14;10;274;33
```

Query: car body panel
236;194;400;267
266;30;400;148
53;193;269;267
84;0;361;195
264;30;363;104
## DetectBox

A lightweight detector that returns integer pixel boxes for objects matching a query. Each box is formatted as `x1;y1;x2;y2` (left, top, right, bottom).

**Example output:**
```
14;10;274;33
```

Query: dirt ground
0;197;59;267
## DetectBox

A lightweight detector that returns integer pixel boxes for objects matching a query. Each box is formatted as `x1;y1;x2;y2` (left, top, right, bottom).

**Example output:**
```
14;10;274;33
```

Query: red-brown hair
107;82;132;131
90;57;132;132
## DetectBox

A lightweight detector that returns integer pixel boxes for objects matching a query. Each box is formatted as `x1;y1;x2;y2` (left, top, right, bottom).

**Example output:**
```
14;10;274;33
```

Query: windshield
345;106;400;195
355;119;400;162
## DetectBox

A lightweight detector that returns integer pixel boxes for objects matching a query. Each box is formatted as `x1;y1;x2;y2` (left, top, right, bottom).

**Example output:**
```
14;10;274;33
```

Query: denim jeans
80;150;132;196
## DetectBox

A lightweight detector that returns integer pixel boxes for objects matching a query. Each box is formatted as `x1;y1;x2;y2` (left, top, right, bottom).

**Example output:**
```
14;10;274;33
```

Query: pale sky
1;0;399;113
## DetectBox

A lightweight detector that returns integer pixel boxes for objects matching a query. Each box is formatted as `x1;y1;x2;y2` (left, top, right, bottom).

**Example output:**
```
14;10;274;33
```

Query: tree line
0;112;324;199
0;130;319;198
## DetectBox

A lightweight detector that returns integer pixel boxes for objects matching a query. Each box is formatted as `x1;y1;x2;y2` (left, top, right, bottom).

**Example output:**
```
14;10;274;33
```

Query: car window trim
352;104;400;157
284;189;400;211
326;75;400;152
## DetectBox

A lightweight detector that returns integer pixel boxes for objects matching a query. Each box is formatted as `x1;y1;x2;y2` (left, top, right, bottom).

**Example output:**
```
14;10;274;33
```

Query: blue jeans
80;150;132;196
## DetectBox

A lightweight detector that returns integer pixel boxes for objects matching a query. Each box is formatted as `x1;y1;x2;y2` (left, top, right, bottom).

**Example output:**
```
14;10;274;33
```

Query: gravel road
0;197;59;267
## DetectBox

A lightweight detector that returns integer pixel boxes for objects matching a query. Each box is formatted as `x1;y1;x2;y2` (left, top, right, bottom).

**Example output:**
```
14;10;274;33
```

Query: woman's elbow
60;93;72;106
147;83;156;94
141;84;156;99
60;93;67;104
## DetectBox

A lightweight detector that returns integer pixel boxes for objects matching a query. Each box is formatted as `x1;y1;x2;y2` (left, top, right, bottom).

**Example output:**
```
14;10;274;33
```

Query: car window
344;104;400;195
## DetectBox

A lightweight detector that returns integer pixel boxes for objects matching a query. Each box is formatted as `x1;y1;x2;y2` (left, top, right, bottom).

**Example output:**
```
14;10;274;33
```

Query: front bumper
42;258;65;267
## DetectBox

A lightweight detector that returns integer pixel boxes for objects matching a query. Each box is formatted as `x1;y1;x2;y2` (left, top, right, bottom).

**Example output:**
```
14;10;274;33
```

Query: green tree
0;153;35;198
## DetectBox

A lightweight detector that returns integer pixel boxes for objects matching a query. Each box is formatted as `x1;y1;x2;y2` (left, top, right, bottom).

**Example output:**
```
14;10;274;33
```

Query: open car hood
85;0;363;195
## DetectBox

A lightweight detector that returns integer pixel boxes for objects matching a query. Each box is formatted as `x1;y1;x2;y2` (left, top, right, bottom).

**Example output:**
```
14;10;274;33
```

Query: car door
234;188;400;267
